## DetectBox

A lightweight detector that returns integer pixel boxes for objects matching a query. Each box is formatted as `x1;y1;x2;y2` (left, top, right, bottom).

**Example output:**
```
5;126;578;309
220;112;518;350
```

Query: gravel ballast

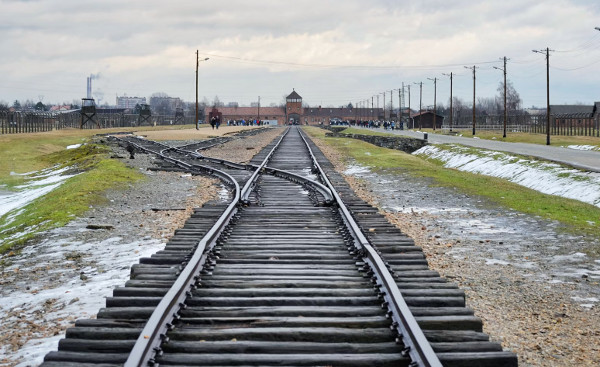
308;131;600;367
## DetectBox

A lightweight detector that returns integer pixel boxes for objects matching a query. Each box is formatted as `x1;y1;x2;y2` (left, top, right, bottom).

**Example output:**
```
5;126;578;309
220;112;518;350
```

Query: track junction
40;126;517;367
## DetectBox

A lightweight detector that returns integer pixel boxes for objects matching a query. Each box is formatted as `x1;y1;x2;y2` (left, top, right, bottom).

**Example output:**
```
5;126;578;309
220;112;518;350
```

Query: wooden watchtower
175;107;184;124
80;98;99;128
137;104;152;126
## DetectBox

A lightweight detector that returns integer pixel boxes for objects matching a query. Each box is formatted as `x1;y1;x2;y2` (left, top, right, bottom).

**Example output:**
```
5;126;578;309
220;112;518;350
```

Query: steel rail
179;148;333;204
297;127;443;367
110;136;234;184
171;146;334;205
239;127;290;204
113;133;333;203
123;127;291;367
122;166;240;367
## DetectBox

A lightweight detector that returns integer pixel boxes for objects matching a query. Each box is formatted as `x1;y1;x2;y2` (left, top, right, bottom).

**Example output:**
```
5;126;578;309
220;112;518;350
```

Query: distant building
212;90;382;126
227;102;239;108
50;105;73;112
149;96;183;115
216;106;286;124
116;96;146;110
550;104;597;135
285;90;303;124
411;110;445;129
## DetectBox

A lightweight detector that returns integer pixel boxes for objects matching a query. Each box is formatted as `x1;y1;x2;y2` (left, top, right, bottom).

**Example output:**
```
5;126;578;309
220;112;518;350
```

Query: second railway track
40;126;517;367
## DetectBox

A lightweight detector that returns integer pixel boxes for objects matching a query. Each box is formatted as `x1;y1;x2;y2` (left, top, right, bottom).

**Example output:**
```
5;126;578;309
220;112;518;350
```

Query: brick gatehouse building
214;90;383;126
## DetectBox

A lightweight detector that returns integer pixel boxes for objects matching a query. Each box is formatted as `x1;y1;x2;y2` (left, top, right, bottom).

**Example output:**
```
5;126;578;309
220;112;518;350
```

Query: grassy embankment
342;126;600;148
0;124;262;255
389;126;600;148
0;127;161;254
305;126;600;241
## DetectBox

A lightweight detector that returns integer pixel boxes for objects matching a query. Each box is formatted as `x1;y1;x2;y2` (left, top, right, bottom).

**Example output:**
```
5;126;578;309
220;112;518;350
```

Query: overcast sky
2;0;600;109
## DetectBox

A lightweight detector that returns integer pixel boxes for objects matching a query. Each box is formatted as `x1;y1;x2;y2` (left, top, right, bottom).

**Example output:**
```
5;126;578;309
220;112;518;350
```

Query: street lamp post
533;48;553;145
407;84;412;129
383;91;386;120
442;72;453;132
389;90;394;124
427;77;437;131
494;57;509;138
464;65;478;135
399;84;403;128
413;82;423;130
195;51;209;130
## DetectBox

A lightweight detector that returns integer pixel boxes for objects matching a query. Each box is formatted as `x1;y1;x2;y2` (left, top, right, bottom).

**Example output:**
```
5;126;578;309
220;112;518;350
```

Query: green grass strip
0;142;144;255
305;126;600;241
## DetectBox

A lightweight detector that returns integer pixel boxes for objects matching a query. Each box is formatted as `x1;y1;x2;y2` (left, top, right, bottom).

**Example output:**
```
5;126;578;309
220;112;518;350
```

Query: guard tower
174;107;184;124
137;104;152;126
80;98;98;128
285;89;303;125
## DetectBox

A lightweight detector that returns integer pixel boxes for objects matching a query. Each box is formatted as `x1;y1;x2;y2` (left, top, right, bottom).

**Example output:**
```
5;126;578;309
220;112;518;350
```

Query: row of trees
0;99;83;112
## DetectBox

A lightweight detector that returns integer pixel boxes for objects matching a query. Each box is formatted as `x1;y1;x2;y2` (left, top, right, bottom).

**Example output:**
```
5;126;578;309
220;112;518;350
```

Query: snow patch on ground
0;166;79;218
413;145;600;208
344;164;370;175
565;145;600;151
0;223;165;366
66;144;82;150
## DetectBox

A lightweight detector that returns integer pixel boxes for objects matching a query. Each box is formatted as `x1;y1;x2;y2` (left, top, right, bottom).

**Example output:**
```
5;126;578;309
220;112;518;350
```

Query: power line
198;52;501;70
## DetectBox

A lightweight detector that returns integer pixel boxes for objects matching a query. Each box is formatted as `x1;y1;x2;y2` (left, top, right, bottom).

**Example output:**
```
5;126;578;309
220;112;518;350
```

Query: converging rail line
40;126;517;367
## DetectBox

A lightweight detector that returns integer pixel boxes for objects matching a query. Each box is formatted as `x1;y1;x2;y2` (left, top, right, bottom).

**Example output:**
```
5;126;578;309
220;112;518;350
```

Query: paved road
354;127;600;173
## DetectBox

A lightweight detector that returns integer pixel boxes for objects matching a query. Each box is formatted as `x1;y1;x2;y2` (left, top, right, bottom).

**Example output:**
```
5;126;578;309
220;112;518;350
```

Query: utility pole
414;82;423;130
371;96;374;120
533;48;553;145
257;96;261;122
464;65;478;135
195;51;209;130
408;84;412;129
442;72;453;132
195;50;199;130
389;90;393;122
494;57;509;138
383;91;386;120
428;77;437;131
399;83;403;128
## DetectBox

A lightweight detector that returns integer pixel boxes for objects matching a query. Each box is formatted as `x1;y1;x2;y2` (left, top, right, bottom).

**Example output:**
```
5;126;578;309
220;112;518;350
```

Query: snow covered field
413;144;600;209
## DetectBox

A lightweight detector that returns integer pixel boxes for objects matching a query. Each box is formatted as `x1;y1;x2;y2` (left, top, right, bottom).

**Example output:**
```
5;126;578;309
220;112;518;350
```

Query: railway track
40;126;517;366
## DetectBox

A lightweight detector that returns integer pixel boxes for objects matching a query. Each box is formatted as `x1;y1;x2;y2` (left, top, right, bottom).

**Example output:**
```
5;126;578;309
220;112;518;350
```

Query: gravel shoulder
309;132;600;367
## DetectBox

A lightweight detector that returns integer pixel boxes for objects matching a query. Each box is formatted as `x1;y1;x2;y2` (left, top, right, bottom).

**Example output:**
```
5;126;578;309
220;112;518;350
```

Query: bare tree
450;96;469;124
497;79;522;112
